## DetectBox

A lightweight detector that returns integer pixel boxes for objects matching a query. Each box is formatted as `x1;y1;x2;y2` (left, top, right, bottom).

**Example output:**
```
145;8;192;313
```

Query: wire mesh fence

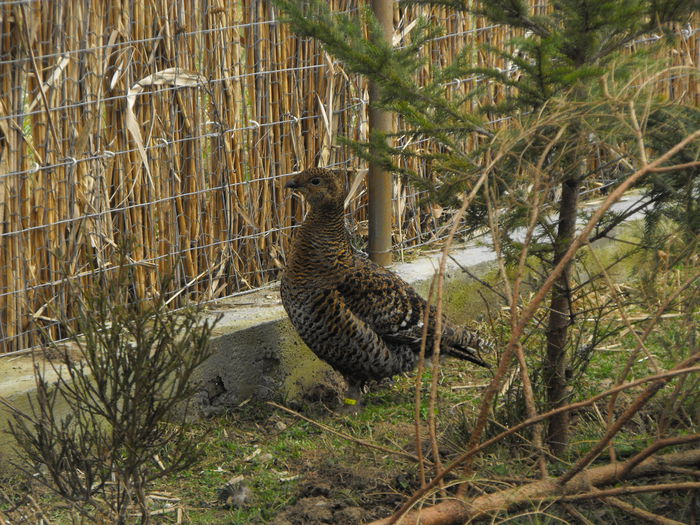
0;0;697;355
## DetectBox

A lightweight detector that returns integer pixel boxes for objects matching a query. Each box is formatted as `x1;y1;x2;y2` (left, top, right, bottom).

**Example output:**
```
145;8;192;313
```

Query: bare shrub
2;258;219;524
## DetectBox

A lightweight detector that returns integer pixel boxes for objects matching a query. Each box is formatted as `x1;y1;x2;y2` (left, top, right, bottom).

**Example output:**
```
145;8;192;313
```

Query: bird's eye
310;177;321;186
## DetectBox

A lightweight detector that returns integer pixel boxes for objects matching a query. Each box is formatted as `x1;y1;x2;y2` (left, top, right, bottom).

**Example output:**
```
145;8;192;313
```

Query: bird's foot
337;396;361;415
335;384;363;415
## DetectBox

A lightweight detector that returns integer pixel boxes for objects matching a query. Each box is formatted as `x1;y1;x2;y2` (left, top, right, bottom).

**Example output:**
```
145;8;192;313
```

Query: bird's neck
289;200;352;274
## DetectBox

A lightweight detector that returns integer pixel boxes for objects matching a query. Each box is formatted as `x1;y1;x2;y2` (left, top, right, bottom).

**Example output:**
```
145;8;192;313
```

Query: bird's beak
285;179;300;189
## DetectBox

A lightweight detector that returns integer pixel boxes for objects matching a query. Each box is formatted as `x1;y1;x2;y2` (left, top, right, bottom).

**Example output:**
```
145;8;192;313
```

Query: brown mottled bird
281;168;490;403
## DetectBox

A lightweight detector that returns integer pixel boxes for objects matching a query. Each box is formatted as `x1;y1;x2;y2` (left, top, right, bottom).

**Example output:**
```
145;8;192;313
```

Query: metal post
367;0;393;266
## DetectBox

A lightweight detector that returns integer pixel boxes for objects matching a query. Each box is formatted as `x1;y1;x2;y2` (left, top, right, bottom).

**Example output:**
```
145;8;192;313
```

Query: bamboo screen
0;1;697;355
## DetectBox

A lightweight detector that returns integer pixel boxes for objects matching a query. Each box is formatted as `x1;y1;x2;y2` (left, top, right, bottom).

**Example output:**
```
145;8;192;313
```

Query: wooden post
367;0;393;266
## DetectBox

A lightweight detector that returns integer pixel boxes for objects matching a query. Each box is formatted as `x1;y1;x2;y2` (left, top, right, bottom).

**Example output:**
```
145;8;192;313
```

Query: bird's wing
336;254;491;367
280;282;417;383
336;254;428;342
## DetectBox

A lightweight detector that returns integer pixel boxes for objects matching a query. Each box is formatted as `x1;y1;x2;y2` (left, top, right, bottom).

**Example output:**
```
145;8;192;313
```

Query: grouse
281;168;490;404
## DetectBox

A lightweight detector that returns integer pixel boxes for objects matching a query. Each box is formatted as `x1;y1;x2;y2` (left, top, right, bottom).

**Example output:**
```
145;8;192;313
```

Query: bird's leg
338;382;363;415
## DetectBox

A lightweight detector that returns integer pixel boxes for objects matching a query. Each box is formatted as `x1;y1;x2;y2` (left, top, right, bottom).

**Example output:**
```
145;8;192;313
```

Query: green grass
141;364;503;524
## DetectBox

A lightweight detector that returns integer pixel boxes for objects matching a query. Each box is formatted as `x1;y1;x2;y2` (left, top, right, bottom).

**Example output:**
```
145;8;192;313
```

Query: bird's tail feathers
447;345;490;368
443;327;493;368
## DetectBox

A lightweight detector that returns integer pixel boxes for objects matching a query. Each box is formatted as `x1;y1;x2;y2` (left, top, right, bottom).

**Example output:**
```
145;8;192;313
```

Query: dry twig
267;401;427;464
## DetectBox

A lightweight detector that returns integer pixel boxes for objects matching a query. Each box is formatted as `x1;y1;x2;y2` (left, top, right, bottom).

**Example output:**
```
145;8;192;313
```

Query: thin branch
514;342;550;477
588;198;657;244
602;494;687;525
454;171;521;487
629;100;648;165
427;163;493;492
266;401;427;464
386;361;700;524
510;151;550;478
559;482;700;502
429;291;446;494
649;160;700;172
414;277;436;488
618;433;700;480
446;254;508;303
559;352;700;485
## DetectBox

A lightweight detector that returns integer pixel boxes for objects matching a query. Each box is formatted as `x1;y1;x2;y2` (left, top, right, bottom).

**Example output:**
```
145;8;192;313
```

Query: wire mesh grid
0;1;697;355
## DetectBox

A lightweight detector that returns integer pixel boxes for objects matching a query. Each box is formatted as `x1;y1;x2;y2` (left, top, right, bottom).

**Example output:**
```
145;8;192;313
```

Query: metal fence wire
0;0;697;355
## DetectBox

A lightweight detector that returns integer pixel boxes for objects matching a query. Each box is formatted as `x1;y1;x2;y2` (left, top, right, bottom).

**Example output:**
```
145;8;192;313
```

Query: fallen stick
368;448;700;525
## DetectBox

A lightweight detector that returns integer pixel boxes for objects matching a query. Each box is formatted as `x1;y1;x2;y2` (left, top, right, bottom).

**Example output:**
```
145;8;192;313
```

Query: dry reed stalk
0;1;695;354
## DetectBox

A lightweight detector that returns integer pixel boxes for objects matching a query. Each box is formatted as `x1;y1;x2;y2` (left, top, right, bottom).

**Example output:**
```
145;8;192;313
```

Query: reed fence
0;0;697;355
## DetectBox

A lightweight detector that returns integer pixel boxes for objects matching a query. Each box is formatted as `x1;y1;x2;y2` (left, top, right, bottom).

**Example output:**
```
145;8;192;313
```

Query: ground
1;313;698;524
151;310;699;524
158;370;463;524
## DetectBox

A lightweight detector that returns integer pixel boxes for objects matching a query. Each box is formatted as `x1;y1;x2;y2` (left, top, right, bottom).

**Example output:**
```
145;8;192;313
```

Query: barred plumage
281;168;490;394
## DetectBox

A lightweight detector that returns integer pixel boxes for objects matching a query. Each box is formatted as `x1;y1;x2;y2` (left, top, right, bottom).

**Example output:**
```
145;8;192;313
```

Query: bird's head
285;168;345;209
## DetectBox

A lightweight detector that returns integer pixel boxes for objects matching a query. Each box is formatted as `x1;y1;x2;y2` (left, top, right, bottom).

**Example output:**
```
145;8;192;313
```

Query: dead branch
384;360;700;523
618;433;700;479
663;467;700;477
649;160;700;172
266;401;426;464
414;277;436;487
447;254;509;303
559;482;700;502
421;162;494;490
368;448;700;525
558;355;700;484
595;494;685;525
